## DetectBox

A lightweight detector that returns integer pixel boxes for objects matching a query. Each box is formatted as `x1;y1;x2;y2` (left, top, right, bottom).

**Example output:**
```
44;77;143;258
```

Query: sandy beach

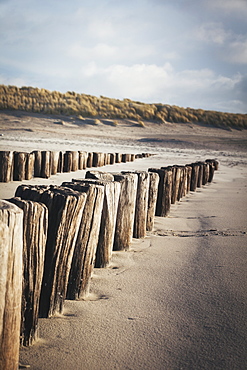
0;111;247;369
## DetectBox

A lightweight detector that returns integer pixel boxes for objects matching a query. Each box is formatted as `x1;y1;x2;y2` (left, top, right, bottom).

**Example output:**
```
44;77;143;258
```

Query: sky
0;0;247;114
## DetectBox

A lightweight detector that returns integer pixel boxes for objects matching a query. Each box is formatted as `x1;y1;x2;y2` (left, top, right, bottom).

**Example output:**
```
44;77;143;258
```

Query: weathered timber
71;179;121;268
190;163;199;191
186;165;192;193
130;154;135;162
50;151;60;175
197;162;204;188
0;201;23;370
146;171;159;231
122;171;149;239
110;153;116;165
41;151;51;179
0;151;13;182
177;166;186;201
78;151;87;170
8;198;48;346
57;151;64;173
171;166;181;204
151;167;173;217
25;152;35;180
93;152;103;167
87;152;93;168
15;185;87;317
64;183;104;299
115;153;122;163
71;151;79;172
13;151;27;181
113;173;138;250
85;170;114;181
32;150;42;177
63;151;73;172
202;162;210;185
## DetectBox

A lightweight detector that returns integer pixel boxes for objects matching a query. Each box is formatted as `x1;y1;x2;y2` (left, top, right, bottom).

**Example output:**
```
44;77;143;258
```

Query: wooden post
130;154;135;162
202;162;210;185
0;200;23;370
146;171;159;232
85;170;114;181
122;154;127;163
63;151;73;172
78;151;87;170
41;151;51;179
63;183;104;299
113;173;138;250
25;152;35;180
8;198;48;346
16;185;87;317
32;150;42;177
197;162;204;188
87;152;93;168
69;179;121;268
50;151;60;175
186;165;192;193
190;163;199;191
171;166;181;204
122;171;149;239
152;167;173;217
110;153;116;165
13;151;27;181
57;151;64;173
71;151;79;172
0;151;13;182
115;153;122;163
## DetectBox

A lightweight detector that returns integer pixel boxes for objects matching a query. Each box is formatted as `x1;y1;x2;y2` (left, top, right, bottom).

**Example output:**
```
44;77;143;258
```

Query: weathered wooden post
63;151;73;172
110;153;116;165
197;162;204;188
13;151;27;181
25;152;35;180
171;166;181;204
41;151;51;179
115;153;122;163
64;183;104;299
202;162;210;185
32;150;42;177
146;171;159;232
0;200;23;370
150;167;172;217
8;198;48;346
15;185;87;317
130;154;135;162
71;151;79;172
87;152;93;168
57;151;64;173
85;170;114;181
0;151;13;182
186;165;192;193
122;171;149;239
50;151;60;175
70;177;120;268
113;173;138;250
78;151;87;170
190;163;199;191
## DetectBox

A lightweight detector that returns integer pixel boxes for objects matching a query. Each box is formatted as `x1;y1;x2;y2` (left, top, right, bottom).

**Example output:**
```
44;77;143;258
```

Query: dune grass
0;84;246;129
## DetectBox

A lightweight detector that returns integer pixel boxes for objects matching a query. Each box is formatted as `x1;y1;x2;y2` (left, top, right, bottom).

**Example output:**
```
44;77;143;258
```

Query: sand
0;111;247;369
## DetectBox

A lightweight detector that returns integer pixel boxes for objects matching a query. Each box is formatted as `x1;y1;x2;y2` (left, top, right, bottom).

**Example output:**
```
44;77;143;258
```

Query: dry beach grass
0;110;247;369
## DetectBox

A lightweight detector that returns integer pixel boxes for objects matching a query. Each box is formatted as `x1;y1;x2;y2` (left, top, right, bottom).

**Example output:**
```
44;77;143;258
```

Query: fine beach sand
0;111;247;369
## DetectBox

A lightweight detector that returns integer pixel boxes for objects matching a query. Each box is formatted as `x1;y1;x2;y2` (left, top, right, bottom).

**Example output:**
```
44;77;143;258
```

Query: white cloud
226;38;247;64
196;22;230;45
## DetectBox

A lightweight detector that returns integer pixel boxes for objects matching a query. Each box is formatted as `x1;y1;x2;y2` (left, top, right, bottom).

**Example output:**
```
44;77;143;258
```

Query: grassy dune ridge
0;84;246;129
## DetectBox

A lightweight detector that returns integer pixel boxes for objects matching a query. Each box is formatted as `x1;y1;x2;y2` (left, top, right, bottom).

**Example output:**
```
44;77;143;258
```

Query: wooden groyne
0;150;152;183
0;157;218;369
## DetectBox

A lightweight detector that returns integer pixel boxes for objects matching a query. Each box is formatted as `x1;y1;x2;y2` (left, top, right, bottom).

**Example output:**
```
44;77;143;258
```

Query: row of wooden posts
0;158;218;370
0;150;151;182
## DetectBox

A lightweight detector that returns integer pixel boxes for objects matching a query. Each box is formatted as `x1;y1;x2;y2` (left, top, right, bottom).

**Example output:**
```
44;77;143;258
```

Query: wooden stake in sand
64;183;104;299
0;200;23;370
32;150;42;177
113;173;138;250
41;151;51;179
15;185;87;317
122;171;149;239
149;167;172;217
146;171;159;231
13;151;27;181
8;198;48;346
50;151;60;175
71;177;121;268
0;151;13;182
